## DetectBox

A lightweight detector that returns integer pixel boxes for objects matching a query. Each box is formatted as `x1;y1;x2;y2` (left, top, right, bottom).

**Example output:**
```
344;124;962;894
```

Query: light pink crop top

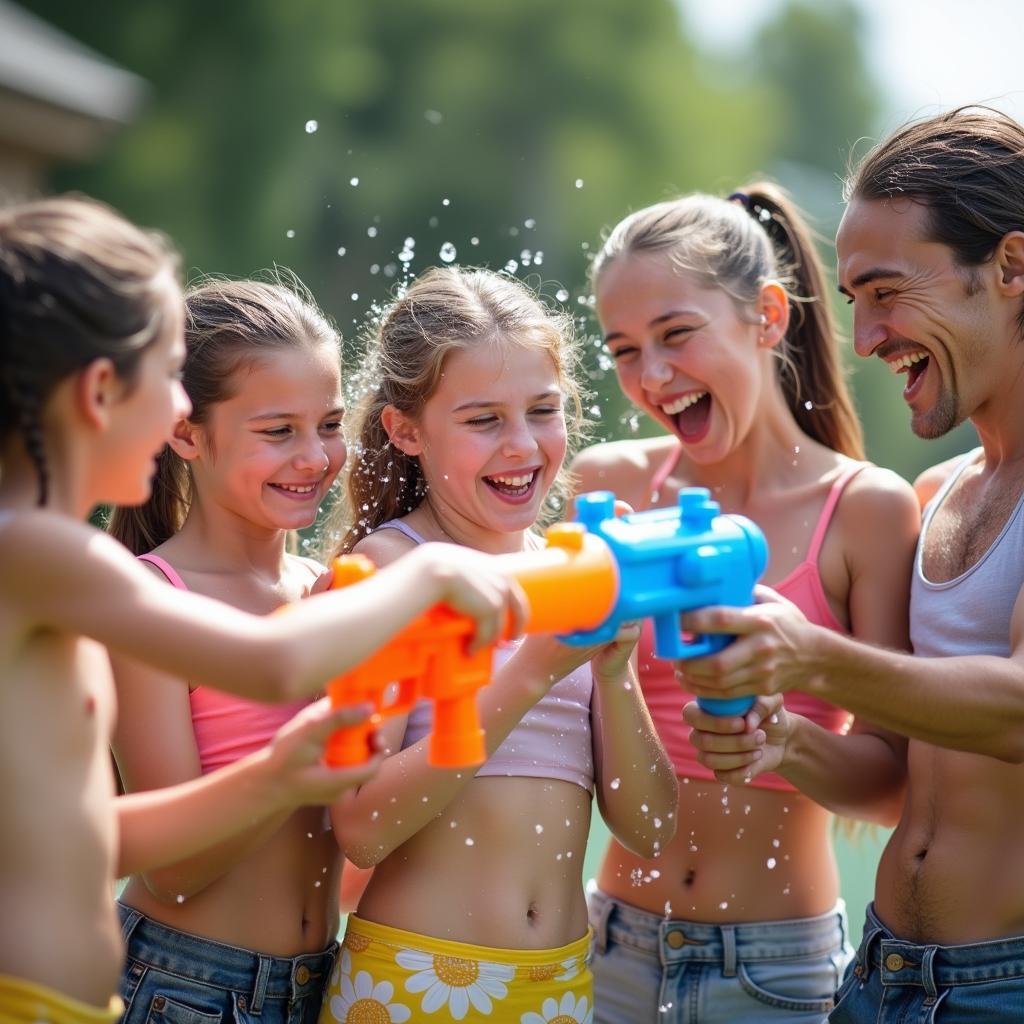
638;454;861;792
137;553;312;776
375;521;595;792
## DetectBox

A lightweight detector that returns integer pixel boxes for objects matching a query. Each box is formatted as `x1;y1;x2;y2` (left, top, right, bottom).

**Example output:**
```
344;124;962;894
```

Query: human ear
995;231;1024;297
75;358;121;430
381;405;423;456
757;282;790;349
167;418;203;461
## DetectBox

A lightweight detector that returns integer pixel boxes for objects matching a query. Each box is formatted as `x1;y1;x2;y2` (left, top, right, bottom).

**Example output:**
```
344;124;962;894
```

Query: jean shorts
588;888;852;1023
831;902;1024;1023
116;904;337;1024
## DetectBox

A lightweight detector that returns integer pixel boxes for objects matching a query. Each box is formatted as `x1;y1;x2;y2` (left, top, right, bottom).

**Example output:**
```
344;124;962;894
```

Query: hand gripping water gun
324;524;618;768
563;488;768;716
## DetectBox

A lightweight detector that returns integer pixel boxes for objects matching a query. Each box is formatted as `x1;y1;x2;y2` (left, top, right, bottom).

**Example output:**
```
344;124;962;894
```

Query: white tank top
911;448;1024;658
375;519;595;792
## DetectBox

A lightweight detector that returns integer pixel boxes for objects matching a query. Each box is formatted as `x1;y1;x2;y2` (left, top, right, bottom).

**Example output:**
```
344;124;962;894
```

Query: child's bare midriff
0;632;123;1007
599;780;839;923
358;777;592;949
120;803;341;955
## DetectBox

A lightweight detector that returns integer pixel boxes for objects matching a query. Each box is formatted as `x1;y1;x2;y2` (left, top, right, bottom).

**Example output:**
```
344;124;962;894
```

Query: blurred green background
12;0;1009;944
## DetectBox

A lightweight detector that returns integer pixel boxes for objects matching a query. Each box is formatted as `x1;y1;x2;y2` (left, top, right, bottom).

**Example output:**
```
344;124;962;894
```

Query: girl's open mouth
662;391;712;443
483;469;539;504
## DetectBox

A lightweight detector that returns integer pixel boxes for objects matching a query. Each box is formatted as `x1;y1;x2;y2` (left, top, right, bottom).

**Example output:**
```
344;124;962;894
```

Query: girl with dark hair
0;196;523;1024
573;183;920;1023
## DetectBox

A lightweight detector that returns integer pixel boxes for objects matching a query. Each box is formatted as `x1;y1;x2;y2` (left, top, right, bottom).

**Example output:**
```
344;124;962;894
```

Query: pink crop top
375;521;595;792
137;553;312;776
638;454;861;792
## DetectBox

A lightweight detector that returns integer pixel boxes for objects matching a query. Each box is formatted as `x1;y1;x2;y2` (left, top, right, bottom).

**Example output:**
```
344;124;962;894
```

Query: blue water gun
564;488;769;715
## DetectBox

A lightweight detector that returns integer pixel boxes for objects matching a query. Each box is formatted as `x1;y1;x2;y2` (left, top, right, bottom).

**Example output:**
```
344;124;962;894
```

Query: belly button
526;901;539;923
84;695;96;716
683;868;696;887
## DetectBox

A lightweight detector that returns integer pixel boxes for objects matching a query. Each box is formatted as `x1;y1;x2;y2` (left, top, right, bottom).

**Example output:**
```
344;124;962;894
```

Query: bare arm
590;629;678;857
683;467;917;820
329;529;599;868
116;699;380;880
1;513;523;704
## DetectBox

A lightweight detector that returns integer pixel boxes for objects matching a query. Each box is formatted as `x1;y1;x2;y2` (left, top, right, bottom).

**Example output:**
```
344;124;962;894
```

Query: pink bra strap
648;444;685;508
805;463;868;563
137;553;188;590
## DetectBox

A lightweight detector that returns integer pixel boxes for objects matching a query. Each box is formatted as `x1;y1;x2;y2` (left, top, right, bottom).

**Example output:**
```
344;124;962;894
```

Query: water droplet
424;109;443;125
767;857;777;869
772;838;781;847
650;869;660;879
505;259;519;273
804;400;813;410
555;288;569;302
664;900;673;916
176;894;185;904
464;837;474;846
534;824;544;834
439;242;457;263
442;198;450;207
285;229;295;239
719;901;729;910
641;803;649;813
371;810;379;821
470;236;480;246
630;867;643;886
524;218;536;229
654;817;662;828
349;176;359;187
366;226;377;238
305;119;319;134
336;246;347;257
429;216;439;228
610;778;620;790
314;879;322;887
575;178;584;189
351;293;359;301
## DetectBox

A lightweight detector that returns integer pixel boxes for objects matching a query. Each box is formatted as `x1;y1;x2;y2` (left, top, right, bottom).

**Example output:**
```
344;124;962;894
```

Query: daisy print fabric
318;916;593;1023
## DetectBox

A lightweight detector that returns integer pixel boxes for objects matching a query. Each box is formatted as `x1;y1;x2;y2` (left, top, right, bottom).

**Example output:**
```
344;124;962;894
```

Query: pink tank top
638;453;861;792
138;553;312;776
377;521;595;792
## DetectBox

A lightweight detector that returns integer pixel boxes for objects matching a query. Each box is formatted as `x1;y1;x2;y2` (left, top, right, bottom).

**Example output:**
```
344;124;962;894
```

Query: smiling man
678;107;1024;1022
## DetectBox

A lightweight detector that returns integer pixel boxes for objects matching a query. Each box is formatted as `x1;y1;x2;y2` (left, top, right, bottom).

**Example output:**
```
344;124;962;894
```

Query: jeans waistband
589;889;848;971
854;903;1024;995
118;903;337;1008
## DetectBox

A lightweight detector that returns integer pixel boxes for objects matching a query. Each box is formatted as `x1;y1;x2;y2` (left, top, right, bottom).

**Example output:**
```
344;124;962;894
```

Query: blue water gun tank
565;488;769;715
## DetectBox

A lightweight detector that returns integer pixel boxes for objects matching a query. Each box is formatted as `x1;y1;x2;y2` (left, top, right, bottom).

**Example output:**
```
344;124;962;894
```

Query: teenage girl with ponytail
572;183;920;1023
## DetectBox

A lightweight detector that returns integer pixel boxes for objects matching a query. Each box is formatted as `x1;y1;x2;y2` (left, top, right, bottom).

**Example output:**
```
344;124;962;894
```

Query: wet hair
336;266;584;553
108;274;340;554
0;195;179;504
845;105;1024;337
590;182;865;460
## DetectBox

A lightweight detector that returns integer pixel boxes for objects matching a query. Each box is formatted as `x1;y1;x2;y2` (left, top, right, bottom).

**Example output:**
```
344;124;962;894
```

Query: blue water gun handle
569;489;767;717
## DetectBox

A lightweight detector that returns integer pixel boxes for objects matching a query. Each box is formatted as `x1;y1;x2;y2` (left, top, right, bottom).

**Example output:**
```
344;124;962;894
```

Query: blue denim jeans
588;889;852;1023
116;904;337;1024
830;903;1024;1023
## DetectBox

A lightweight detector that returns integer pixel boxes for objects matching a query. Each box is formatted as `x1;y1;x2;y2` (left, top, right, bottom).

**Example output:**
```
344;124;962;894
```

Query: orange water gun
325;522;617;768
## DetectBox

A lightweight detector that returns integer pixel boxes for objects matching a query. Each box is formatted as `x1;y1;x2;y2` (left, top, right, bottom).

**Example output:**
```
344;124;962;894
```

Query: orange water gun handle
417;606;490;767
324;555;414;767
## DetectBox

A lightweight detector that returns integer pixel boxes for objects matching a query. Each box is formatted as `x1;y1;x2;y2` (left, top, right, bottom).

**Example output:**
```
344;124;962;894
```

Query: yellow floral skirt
318;915;593;1023
0;975;122;1024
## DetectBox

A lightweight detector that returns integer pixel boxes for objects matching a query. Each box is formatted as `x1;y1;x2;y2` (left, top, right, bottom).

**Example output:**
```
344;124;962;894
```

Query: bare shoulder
0;510;118;592
913;452;976;510
570;436;676;504
353;526;419;569
837;464;920;564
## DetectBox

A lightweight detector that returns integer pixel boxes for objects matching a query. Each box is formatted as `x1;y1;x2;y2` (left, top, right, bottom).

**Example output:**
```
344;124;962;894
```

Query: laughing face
596;253;776;462
837;197;1000;439
187;342;346;532
394;339;567;542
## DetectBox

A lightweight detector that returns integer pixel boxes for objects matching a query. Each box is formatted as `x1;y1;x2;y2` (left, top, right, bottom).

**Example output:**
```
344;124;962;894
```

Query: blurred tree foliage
30;0;975;480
